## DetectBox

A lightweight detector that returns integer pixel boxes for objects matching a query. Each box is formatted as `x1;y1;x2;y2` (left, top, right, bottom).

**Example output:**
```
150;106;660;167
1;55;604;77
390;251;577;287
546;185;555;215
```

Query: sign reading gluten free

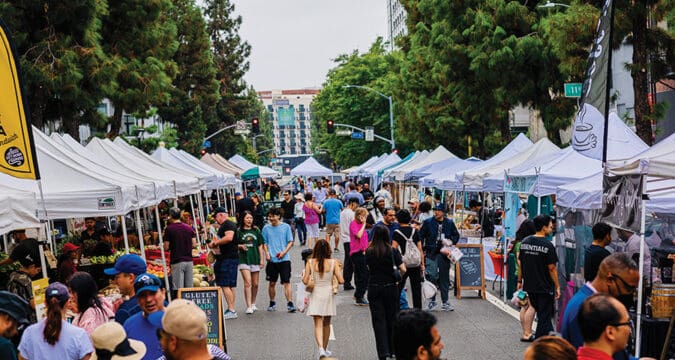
178;287;226;350
0;19;39;180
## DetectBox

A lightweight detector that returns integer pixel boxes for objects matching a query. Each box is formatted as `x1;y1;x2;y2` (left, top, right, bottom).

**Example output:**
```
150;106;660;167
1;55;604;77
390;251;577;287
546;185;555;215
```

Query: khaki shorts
326;224;339;237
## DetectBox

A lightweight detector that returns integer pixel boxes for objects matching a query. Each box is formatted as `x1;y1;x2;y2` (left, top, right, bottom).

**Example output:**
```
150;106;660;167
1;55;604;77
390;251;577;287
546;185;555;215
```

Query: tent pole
121;214;130;253
38;231;48;281
216;189;222;207
199;193;208;249
634;177;647;358
189;195;202;248
155;206;172;301
135;210;146;262
537;196;542;216
2;234;7;254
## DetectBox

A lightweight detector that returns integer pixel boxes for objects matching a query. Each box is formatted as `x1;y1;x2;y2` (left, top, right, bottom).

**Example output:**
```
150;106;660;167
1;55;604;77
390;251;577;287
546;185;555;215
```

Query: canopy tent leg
2;234;7;254
189;195;202;248
121;214;130;253
216;188;222;207
155;206;172;301
537;196;542;216
47;220;56;256
634;178;647;358
38;229;48;281
198;193;208;251
135;210;146;262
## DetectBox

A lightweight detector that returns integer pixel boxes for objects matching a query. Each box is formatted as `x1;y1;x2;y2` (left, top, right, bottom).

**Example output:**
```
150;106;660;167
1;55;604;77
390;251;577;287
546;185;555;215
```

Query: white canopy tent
609;131;675;177
0;184;40;234
200;153;244;177
171;149;237;187
400;146;456;181
52;133;176;203
151;147;223;190
87;138;201;196
418;157;483;187
445;138;559;191
348;154;384;177
290;157;333;177
228;154;279;178
381;150;429;180
358;153;402;178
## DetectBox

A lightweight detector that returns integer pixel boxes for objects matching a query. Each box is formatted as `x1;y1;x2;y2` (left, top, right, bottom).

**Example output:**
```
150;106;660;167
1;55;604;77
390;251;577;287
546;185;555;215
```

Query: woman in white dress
302;239;344;359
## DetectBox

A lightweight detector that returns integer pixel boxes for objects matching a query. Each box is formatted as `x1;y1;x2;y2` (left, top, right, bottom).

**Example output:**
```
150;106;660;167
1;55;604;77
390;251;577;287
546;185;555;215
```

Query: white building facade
387;0;407;50
257;88;319;157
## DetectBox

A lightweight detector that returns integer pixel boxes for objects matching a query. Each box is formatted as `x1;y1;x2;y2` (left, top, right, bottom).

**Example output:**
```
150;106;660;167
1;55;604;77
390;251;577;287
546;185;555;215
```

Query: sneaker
427;301;437;311
251;304;258;311
223;310;238;319
441;302;455;311
287;301;297;313
343;284;355;291
318;349;328;359
324;349;332;357
333;247;339;252
354;298;369;306
267;302;276;312
245;307;254;314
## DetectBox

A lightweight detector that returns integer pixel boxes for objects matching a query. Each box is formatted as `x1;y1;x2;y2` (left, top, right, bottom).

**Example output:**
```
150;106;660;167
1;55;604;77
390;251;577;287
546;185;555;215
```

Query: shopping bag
296;283;309;312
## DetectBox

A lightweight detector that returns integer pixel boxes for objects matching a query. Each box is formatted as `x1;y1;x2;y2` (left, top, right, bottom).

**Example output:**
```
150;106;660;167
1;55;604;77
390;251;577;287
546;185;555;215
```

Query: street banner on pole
0;19;40;179
572;0;614;162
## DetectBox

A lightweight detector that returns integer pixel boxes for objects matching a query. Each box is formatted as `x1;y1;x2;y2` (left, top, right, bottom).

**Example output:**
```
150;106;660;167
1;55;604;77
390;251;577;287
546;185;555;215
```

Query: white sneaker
251;304;258;311
324;349;332;356
245;307;254;314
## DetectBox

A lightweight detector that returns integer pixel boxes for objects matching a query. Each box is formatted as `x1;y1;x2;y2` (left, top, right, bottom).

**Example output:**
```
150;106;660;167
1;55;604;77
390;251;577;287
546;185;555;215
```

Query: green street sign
564;83;582;98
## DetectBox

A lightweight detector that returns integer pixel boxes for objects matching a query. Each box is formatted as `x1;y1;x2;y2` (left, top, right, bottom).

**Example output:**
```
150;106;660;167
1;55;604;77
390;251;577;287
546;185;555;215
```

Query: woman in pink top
303;192;323;248
67;272;114;336
349;207;370;305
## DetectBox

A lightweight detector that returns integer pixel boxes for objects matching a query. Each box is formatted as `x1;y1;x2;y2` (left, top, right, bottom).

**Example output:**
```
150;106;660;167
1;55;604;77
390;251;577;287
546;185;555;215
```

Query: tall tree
157;0;220;154
0;0;114;139
100;0;178;138
202;0;255;159
312;39;401;167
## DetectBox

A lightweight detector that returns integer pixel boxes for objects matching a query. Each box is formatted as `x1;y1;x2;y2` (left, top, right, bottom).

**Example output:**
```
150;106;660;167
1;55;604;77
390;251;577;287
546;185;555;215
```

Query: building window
299;122;306;129
291;148;297;155
96;103;108;116
268;105;274;112
279;131;285;138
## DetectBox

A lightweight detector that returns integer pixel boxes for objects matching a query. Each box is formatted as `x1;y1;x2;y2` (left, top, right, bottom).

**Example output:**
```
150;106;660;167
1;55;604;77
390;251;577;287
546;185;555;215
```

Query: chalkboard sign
455;244;486;299
178;287;226;350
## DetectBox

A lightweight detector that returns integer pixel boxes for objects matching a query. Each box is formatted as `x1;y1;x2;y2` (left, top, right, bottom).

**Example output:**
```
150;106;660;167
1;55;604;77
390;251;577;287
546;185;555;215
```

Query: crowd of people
0;174;654;360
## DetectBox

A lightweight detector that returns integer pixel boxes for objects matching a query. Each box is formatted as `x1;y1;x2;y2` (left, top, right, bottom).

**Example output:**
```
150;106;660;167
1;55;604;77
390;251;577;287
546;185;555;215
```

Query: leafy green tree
0;0;114;139
100;0;178;138
203;0;256;159
312;39;400;167
156;0;220;154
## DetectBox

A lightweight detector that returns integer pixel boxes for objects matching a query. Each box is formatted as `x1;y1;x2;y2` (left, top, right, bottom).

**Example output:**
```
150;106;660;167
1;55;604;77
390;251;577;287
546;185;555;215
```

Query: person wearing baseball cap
209;206;240;319
419;202;460;312
149;299;232;360
0;291;31;360
7;250;41;324
123;273;166;360
18;282;94;360
90;322;146;360
57;242;80;283
105;254;148;324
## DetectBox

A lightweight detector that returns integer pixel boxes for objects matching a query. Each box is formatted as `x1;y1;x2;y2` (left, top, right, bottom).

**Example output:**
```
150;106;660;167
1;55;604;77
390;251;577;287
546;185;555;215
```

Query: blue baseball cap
104;254;147;276
134;273;162;294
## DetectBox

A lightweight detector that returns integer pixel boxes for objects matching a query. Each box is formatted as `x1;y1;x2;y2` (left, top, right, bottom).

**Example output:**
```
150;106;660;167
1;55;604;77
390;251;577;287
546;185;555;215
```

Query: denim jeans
295;218;306;245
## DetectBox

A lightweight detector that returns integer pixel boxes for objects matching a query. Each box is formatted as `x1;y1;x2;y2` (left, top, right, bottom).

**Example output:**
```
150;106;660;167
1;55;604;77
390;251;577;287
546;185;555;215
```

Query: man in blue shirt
342;182;364;205
560;253;639;359
374;208;400;243
323;189;344;251
104;254;147;324
123;273;166;360
419;204;460;312
262;207;297;312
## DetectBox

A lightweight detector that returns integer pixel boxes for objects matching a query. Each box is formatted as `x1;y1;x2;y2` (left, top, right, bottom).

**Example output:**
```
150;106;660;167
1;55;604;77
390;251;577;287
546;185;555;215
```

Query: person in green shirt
237;211;265;315
0;291;31;360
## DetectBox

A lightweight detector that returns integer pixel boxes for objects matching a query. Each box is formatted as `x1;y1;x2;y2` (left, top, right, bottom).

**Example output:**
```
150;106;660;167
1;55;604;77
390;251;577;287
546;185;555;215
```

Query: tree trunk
63;117;80;142
107;106;123;138
631;3;653;145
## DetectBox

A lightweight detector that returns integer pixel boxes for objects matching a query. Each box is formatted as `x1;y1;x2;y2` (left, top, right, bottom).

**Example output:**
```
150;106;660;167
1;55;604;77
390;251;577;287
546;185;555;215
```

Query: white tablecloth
466;237;501;281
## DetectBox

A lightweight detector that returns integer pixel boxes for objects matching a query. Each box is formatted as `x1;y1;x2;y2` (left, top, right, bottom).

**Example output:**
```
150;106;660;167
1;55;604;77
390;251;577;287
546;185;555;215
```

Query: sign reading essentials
0;20;39;180
178;287;226;350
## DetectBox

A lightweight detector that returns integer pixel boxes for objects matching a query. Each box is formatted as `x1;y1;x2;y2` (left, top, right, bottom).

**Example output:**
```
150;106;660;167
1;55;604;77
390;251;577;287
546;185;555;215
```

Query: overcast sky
231;0;388;91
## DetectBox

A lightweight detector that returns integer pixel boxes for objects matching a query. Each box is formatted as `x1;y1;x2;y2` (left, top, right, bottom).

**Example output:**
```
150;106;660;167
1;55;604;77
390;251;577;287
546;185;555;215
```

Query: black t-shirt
81;230;101;242
519;235;558;294
392;227;420;256
90;241;113;257
217;220;239;259
584;244;611;282
280;200;295;220
366;248;403;285
235;198;254;219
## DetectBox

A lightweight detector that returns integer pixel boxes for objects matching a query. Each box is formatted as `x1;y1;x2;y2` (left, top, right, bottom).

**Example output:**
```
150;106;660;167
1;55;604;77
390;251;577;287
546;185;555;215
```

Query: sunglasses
611;273;637;293
609;319;634;333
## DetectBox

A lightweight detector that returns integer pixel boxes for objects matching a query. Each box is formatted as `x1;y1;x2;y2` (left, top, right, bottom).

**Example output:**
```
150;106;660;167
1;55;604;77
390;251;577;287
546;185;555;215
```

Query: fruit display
147;261;169;278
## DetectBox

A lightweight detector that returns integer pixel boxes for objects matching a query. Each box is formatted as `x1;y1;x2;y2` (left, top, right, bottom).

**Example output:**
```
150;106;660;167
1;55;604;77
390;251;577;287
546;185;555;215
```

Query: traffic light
393;149;399;155
327;120;334;134
251;118;260;134
200;148;207;155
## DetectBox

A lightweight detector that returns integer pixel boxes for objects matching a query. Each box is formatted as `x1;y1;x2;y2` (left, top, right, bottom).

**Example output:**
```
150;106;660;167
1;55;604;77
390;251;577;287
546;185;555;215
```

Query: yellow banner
0;20;39;179
32;277;49;320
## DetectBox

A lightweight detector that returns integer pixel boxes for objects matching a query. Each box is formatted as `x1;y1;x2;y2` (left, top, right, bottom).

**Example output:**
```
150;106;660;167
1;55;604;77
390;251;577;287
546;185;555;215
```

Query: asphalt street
222;237;529;360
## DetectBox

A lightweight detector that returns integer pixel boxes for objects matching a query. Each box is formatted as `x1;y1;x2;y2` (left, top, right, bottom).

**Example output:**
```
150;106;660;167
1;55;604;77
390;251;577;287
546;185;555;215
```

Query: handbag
391;249;402;283
304;260;315;292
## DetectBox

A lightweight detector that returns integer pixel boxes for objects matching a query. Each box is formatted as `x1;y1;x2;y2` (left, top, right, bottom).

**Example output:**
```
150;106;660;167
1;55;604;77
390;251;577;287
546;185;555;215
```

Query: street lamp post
343;85;395;150
251;134;265;153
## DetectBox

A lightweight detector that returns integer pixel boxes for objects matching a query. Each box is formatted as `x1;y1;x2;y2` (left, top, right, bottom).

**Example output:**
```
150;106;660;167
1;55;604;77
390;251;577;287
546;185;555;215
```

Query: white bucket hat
90;322;146;360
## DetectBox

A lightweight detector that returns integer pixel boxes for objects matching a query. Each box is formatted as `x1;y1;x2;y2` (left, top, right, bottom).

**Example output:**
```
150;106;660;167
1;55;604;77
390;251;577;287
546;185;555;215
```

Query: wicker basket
651;283;675;319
